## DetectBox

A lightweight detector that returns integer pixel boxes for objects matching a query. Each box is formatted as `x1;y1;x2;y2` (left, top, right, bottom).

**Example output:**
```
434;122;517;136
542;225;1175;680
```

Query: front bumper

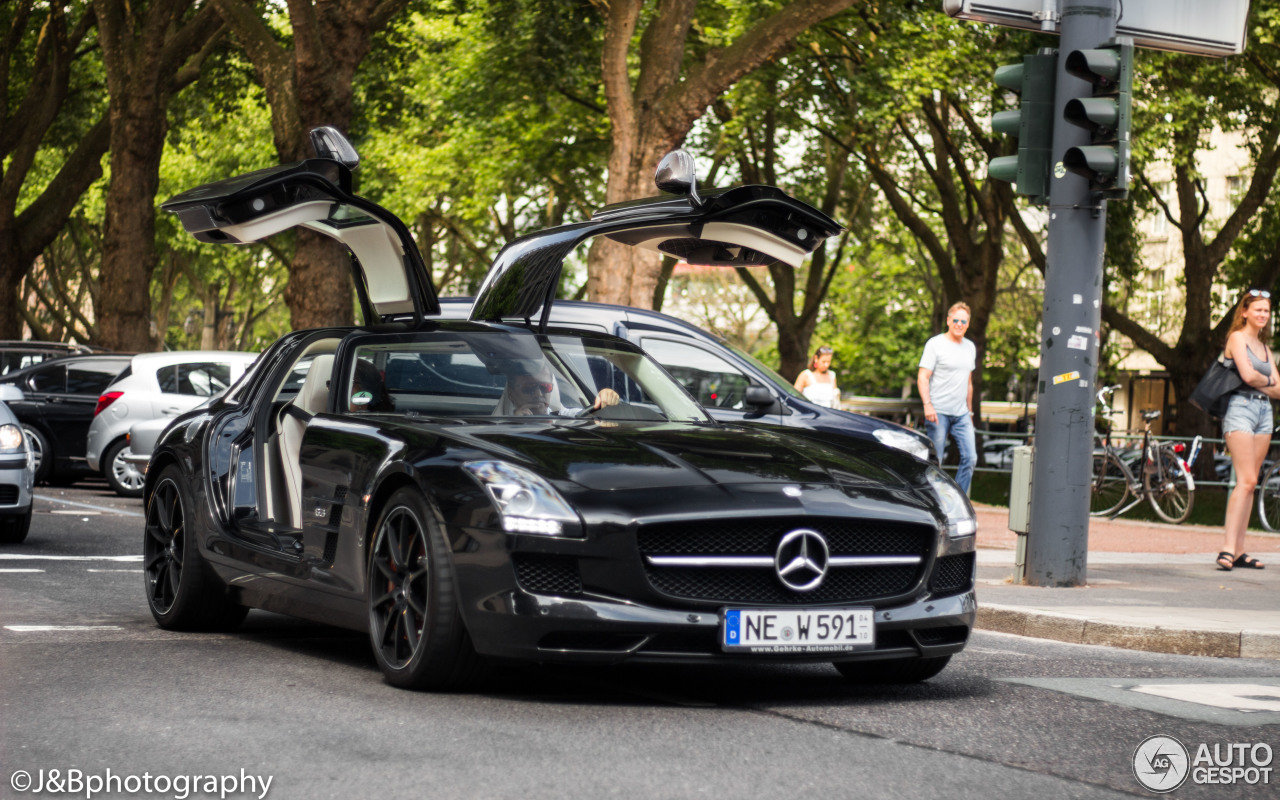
464;585;975;665
0;463;34;515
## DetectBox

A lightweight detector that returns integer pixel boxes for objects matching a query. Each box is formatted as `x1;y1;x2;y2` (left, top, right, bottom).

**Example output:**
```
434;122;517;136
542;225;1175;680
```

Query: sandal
1233;553;1266;569
1216;551;1235;571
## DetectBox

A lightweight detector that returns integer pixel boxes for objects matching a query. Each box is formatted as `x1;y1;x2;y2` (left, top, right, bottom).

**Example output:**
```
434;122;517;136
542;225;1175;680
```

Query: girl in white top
794;346;839;408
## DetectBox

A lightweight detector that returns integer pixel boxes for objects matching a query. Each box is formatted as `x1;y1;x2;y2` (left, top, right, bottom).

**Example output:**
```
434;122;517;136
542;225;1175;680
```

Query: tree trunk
0;4;106;339
92;0;223;351
587;0;861;308
212;0;409;330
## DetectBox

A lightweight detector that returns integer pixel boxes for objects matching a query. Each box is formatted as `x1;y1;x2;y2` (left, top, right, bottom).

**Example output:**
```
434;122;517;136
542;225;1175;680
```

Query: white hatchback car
86;351;257;496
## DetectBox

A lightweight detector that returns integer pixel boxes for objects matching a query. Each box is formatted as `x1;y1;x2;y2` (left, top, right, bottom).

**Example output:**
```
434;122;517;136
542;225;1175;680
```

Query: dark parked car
0;340;102;376
439;299;933;462
146;131;976;691
1;354;133;483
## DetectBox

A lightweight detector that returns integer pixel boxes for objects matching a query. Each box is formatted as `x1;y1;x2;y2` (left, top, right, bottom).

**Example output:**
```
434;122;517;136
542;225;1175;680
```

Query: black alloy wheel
834;655;951;683
366;487;480;690
143;466;246;630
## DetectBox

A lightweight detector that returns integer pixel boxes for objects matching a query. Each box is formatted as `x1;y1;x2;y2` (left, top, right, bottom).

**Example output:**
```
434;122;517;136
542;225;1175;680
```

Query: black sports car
147;129;976;690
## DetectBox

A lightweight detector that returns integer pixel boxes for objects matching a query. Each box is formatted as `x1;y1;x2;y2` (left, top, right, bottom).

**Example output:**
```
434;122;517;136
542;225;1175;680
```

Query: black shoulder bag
1189;355;1243;418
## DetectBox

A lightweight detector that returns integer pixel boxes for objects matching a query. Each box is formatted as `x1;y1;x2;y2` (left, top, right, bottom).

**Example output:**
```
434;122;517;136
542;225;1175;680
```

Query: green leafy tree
1;2;108;341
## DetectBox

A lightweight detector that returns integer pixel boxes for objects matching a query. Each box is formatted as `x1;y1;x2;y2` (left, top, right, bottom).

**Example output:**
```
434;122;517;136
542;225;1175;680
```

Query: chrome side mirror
654;149;701;206
309;126;360;169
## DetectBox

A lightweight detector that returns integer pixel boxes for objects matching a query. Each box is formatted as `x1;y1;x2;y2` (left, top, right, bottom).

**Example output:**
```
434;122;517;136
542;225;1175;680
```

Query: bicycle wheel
1257;460;1280;532
1145;446;1194;524
1089;451;1131;517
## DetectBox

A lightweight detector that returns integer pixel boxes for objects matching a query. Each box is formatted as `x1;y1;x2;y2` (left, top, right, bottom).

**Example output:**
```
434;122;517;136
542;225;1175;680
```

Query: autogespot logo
1133;735;1191;793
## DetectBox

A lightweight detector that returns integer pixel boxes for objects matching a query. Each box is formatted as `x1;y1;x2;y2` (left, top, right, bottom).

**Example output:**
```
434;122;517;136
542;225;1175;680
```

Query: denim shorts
1222;391;1274;436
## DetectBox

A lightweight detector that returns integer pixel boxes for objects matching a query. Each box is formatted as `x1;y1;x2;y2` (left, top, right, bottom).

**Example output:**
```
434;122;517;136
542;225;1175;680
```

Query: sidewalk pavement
971;504;1280;659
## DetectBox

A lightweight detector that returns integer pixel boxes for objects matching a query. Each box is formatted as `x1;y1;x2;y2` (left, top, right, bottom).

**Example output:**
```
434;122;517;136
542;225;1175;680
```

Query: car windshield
346;331;709;423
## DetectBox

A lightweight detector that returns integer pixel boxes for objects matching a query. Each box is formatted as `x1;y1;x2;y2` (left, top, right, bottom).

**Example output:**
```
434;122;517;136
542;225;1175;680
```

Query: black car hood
437;421;916;492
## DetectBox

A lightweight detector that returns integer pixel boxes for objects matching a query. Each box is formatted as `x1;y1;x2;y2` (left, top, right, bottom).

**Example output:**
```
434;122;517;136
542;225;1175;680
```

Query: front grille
646;564;919;604
930;553;975;597
513;554;583;596
0;485;17;505
638;517;930;557
638;517;932;605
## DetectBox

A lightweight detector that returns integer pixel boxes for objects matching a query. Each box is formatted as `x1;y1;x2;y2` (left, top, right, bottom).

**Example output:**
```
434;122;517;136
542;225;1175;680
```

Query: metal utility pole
1025;0;1119;587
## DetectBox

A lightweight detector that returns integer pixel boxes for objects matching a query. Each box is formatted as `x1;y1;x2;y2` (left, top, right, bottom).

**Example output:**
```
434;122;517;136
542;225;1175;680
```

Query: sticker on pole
1053;371;1080;385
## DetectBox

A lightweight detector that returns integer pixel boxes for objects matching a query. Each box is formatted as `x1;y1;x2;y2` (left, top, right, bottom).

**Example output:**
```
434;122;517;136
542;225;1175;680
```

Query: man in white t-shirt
917;301;977;493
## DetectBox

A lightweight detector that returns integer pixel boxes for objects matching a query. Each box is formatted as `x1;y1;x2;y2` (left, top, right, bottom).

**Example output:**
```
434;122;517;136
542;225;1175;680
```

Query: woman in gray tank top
1218;289;1276;571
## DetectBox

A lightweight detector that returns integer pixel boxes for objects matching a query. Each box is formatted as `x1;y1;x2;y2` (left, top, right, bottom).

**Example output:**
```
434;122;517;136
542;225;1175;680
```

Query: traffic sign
942;0;1250;57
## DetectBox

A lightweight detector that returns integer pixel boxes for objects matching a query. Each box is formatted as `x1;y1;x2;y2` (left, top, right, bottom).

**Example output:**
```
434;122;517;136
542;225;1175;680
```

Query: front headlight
925;466;977;538
0;424;24;452
463;460;581;537
873;428;930;461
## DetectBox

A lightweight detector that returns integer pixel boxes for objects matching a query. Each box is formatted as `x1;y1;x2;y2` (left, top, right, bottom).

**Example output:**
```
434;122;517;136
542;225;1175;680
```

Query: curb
976;603;1280;659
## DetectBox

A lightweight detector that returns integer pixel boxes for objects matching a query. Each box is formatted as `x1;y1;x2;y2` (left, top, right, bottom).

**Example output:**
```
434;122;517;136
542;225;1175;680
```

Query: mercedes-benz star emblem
775;528;829;592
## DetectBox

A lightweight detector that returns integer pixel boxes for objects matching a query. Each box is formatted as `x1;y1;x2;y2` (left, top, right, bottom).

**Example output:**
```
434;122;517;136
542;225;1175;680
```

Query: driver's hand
593;388;621;409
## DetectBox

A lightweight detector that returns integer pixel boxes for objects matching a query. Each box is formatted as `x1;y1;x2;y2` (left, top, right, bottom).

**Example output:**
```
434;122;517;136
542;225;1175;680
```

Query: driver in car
494;361;619;417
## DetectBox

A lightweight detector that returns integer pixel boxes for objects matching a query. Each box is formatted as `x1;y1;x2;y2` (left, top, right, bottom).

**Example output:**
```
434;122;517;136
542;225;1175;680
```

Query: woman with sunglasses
794;345;840;409
1218;288;1275;571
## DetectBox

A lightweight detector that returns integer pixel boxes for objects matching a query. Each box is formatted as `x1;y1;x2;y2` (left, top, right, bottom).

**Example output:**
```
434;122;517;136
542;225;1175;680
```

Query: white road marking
35;494;144;518
0;568;44;573
1131;683;1280;713
86;569;143;573
0;554;141;562
51;510;101;515
5;625;123;632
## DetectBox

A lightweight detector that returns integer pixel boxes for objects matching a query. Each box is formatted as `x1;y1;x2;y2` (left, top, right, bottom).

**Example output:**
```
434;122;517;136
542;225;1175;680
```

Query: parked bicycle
1256;454;1280;531
1090;385;1200;523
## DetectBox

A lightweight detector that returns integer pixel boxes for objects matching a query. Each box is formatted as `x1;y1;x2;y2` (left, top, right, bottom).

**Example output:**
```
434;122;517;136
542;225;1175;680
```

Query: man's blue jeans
925;412;976;493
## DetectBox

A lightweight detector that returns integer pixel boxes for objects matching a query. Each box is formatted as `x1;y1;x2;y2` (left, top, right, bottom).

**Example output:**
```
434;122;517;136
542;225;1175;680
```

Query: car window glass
345;332;706;422
640;338;754;409
173;362;233;397
156;365;178;393
66;365;123;395
29;364;66;393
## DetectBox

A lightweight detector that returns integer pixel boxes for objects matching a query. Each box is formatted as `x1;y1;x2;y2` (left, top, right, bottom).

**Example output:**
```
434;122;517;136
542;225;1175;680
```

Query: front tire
366;487;481;690
0;512;31;544
1089;451;1131;517
104;438;145;498
143;466;247;630
1257;461;1280;532
834;655;951;684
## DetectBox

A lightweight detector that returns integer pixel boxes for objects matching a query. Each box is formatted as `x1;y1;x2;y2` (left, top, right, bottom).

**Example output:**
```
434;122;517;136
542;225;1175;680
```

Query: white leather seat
280;354;333;528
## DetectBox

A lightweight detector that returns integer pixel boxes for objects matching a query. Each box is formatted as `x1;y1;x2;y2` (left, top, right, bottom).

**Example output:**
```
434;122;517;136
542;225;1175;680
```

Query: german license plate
721;607;874;653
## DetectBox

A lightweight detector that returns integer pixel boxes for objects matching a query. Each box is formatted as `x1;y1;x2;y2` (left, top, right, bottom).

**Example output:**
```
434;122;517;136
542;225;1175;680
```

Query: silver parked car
85;351;257;496
0;384;35;543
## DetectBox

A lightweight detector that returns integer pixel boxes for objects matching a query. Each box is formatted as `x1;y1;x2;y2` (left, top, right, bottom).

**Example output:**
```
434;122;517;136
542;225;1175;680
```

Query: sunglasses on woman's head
1248;289;1272;299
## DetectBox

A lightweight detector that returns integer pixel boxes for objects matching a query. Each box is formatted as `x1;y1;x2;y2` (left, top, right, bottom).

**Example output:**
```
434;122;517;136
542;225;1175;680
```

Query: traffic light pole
1025;0;1118;587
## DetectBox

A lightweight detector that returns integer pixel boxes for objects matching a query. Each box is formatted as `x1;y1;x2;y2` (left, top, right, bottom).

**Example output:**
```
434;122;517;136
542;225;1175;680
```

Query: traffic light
1062;38;1134;198
988;50;1057;203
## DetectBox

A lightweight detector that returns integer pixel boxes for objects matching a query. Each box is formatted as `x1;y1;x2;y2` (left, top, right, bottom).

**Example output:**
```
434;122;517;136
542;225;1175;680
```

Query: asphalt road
1;483;1277;799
